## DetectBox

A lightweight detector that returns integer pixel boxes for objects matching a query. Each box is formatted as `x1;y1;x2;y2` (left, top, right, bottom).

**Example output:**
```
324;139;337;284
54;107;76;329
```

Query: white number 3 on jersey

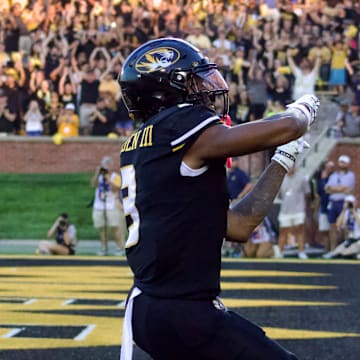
121;165;140;248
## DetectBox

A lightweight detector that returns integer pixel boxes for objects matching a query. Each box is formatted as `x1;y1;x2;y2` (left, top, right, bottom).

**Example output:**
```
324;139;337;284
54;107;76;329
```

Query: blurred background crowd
0;0;360;138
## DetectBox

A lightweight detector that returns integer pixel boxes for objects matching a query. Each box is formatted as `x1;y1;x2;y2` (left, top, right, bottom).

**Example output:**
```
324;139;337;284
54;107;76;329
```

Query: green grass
0;173;99;240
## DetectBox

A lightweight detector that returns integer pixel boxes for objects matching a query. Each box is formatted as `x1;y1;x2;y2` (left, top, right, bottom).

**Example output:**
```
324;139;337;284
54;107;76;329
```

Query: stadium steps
297;98;339;177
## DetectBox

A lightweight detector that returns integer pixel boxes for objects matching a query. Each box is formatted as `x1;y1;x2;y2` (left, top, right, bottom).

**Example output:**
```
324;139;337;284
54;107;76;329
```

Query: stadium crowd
0;0;360;137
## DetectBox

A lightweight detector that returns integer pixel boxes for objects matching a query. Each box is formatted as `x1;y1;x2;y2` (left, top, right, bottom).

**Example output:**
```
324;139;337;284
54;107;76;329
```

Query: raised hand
271;137;310;172
287;94;320;128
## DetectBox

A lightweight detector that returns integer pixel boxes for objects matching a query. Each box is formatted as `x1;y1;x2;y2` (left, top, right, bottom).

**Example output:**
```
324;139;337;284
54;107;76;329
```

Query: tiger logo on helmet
135;47;181;73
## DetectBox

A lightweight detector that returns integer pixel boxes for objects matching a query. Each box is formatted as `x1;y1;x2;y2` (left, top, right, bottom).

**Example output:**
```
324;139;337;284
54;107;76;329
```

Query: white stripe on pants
120;287;142;360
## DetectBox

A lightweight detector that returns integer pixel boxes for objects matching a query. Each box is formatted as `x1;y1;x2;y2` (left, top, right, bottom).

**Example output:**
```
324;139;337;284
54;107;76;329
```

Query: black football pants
132;293;298;360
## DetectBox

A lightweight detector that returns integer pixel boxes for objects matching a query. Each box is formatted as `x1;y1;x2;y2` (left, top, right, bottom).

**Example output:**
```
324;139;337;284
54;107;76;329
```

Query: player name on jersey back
121;125;154;153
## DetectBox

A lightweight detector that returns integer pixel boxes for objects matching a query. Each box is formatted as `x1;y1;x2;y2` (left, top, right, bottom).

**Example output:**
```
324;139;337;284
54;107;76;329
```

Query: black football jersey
120;104;229;299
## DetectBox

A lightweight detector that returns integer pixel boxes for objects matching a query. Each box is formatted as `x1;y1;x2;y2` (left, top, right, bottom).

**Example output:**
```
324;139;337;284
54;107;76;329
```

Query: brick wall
1;136;360;198
0;137;123;173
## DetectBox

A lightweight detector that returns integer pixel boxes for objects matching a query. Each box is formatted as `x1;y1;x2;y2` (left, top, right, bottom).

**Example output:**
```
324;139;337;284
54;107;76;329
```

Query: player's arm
226;161;286;242
183;95;319;169
226;138;306;242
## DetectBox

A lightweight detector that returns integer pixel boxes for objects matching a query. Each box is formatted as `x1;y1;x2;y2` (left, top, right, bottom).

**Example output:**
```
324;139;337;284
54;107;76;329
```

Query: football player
118;38;319;360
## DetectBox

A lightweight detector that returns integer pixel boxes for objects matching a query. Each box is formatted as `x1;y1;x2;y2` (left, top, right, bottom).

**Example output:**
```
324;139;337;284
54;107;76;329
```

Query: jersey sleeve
168;104;222;151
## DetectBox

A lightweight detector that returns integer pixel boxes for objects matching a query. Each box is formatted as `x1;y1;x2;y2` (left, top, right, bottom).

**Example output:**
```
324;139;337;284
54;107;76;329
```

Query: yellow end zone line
0;326;359;351
222;258;360;264
220;270;330;277
220;282;336;290
0;279;134;285
0;291;128;301
0;282;335;293
0;298;345;311
264;327;360;339
1;271;331;284
222;298;345;307
1;255;359;265
2;264;331;279
0;310;124;331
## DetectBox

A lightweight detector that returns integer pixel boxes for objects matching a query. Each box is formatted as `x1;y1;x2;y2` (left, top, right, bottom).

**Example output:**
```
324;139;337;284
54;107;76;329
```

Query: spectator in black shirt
79;69;100;104
79;68;100;135
3;16;19;53
232;27;253;60
348;42;360;74
58;67;77;109
12;3;32;54
75;32;97;60
134;17;153;45
279;2;298;32
43;92;62;135
351;2;360;24
44;47;61;80
266;74;292;109
0;90;16;134
90;97;115;136
296;35;312;63
115;0;133;27
2;74;23;133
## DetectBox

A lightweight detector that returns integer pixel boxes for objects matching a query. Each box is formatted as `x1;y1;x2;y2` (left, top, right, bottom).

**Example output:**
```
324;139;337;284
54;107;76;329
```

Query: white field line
24;299;37;305
63;299;75;305
117;300;126;308
74;324;96;341
2;327;25;338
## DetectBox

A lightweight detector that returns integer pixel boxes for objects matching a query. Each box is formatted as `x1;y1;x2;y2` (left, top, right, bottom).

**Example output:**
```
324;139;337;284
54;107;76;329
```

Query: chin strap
221;114;233;168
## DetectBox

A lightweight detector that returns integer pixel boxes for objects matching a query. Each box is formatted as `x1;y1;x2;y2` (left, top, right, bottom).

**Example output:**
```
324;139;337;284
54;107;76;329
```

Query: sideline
0;239;115;256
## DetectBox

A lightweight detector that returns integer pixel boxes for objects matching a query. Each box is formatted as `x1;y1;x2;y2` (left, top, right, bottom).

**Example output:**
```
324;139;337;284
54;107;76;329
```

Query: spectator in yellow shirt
99;72;121;101
329;40;354;95
57;103;79;137
185;24;212;50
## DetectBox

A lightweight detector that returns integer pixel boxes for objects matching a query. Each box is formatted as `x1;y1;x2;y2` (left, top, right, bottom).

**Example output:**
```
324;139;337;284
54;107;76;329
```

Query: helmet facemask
184;66;229;117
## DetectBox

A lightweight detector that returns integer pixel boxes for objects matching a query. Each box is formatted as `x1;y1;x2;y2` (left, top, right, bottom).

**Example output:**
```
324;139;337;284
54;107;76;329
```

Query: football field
0;256;359;360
